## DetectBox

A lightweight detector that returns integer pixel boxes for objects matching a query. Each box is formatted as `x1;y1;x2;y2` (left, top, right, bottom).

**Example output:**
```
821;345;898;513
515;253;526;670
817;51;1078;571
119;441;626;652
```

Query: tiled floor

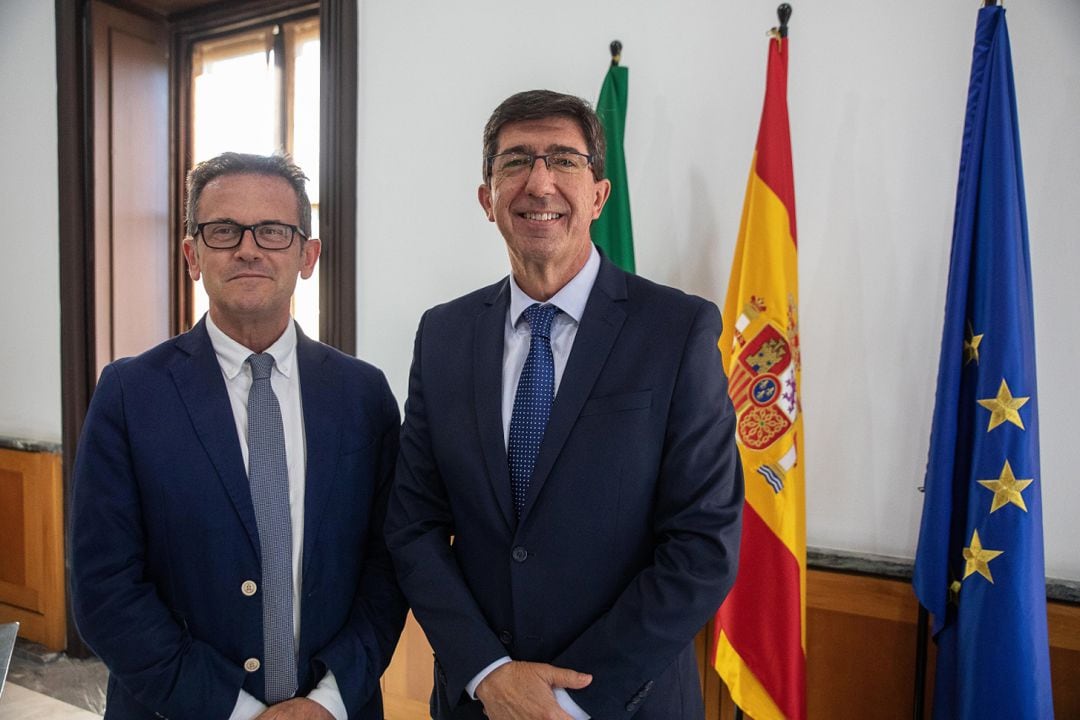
3;640;106;717
0;684;101;719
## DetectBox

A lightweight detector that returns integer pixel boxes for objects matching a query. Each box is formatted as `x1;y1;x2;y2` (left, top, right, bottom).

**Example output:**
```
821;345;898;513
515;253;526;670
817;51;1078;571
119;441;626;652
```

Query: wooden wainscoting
0;448;66;650
1047;600;1080;718
804;569;1080;719
381;612;434;718
380;568;1080;719
804;569;928;718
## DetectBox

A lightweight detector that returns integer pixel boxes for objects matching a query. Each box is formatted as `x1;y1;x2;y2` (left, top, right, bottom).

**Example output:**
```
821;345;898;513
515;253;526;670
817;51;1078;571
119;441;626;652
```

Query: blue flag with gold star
912;6;1053;719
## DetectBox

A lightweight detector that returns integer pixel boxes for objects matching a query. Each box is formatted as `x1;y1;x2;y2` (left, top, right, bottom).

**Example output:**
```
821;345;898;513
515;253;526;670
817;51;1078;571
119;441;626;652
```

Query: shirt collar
204;313;297;380
508;243;600;327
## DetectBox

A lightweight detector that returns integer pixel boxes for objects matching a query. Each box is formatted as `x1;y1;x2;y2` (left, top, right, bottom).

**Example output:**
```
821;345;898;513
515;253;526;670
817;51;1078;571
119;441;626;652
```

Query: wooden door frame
56;0;95;656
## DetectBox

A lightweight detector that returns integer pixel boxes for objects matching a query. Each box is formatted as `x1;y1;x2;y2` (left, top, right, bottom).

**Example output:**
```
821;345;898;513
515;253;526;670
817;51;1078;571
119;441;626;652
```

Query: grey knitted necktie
246;353;297;702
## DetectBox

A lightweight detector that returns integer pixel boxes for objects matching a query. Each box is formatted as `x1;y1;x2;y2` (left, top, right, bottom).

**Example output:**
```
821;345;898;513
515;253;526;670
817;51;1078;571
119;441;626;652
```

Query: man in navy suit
72;153;406;720
386;90;743;719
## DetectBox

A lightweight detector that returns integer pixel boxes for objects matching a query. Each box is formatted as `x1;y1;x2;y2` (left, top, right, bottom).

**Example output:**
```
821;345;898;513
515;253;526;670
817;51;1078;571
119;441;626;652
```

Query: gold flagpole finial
609;40;622;67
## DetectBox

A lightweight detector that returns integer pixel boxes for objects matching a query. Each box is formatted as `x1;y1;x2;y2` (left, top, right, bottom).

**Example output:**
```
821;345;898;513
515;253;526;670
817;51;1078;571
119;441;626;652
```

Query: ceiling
120;0;225;18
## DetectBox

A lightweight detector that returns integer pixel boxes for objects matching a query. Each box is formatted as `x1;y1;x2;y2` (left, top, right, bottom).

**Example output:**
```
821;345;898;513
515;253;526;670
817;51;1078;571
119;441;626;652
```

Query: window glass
190;20;320;339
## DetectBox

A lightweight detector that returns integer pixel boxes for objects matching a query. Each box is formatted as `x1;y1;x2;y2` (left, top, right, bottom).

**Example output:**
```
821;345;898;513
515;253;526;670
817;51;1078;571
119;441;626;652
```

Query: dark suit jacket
71;320;407;720
386;255;743;719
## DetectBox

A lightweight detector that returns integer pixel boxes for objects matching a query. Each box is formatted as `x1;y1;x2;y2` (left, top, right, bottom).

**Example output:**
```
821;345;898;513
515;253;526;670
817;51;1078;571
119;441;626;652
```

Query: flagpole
912;10;1003;720
592;39;635;271
777;3;792;37
912;2;1054;717
725;3;802;716
913;604;928;719
731;7;791;716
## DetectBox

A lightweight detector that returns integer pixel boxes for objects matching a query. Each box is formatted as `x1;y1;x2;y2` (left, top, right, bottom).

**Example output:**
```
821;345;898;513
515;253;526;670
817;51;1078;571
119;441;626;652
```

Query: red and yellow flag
712;30;806;720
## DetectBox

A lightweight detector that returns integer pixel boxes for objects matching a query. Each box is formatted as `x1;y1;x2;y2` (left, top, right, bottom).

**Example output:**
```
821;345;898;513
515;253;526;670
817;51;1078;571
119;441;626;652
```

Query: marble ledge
0;436;62;454
809;546;1080;605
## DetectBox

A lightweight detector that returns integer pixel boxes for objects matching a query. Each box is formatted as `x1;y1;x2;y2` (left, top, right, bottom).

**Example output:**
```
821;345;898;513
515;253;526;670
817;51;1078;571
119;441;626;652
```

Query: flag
912;6;1053;718
591;53;634;272
713;29;806;720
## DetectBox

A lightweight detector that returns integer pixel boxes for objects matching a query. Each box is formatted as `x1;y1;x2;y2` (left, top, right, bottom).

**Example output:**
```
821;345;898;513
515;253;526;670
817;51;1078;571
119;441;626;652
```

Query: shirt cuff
228;689;267;720
554;688;591;719
306;669;348;720
465;656;512;699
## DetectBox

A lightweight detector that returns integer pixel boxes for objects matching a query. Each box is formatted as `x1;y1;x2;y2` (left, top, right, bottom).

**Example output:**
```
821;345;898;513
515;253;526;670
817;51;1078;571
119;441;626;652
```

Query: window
189;17;321;339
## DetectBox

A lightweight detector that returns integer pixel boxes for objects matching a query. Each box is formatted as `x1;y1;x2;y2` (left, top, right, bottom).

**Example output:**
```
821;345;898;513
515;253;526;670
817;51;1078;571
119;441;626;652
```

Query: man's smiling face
478;116;610;274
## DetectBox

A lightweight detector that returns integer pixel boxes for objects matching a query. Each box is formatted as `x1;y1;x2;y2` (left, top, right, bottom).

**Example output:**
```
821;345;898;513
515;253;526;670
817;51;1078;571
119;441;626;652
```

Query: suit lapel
170;320;260;555
519;257;628;524
296;326;341;578
474;279;516;531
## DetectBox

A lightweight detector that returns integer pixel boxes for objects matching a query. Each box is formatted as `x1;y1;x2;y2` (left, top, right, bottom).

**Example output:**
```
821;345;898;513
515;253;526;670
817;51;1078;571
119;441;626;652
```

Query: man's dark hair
185;152;312;238
482;89;606;183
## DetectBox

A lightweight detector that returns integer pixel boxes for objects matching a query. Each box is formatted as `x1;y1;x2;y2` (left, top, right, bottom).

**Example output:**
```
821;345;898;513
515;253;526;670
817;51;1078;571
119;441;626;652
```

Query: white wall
355;0;1080;580
0;1;62;444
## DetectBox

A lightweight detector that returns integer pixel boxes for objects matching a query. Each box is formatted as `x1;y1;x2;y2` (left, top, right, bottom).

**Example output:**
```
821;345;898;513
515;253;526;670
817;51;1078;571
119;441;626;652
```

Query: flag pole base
913;604;929;719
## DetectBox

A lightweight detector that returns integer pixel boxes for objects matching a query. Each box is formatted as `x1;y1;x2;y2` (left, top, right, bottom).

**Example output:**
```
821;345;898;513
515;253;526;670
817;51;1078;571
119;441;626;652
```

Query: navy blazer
386;255;743;719
71;320;407;720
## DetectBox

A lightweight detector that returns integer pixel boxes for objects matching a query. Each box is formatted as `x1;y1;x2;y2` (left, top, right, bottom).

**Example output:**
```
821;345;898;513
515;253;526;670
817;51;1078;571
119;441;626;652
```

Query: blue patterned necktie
246;353;297;703
508;303;559;518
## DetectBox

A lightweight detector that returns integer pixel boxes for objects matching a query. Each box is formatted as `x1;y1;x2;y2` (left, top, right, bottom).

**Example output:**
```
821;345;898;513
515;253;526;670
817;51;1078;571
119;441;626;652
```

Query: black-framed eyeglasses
196;221;306;250
486;151;593;180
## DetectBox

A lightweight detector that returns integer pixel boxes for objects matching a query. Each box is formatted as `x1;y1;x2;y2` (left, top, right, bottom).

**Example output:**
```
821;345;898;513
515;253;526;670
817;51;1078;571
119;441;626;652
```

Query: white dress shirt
467;246;602;719
204;314;346;720
500;245;600;448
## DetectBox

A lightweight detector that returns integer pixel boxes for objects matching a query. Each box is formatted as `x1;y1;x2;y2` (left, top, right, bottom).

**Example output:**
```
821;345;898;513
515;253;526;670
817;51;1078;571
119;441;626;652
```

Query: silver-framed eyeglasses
196;221;306;250
486;151;593;180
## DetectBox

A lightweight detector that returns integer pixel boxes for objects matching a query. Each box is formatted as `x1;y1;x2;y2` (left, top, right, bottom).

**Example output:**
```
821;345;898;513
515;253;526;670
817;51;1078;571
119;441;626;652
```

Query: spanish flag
712;25;806;720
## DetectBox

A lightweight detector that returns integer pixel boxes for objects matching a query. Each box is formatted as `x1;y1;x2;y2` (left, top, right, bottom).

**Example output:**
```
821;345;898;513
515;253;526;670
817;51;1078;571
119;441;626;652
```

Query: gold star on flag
964;322;983;365
977;379;1028;431
962;529;1004;583
977;460;1033;513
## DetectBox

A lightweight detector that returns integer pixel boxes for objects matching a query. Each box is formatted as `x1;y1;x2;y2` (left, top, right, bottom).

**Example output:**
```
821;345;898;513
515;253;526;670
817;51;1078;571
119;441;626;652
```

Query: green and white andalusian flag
592;48;635;273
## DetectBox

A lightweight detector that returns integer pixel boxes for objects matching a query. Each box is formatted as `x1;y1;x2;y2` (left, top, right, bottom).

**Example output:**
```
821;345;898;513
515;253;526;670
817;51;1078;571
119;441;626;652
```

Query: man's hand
256;697;334;720
475;661;592;720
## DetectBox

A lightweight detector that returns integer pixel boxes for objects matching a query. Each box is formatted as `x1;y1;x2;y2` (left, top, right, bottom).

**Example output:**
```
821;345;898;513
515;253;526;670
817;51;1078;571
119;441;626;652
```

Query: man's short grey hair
185;152;312;238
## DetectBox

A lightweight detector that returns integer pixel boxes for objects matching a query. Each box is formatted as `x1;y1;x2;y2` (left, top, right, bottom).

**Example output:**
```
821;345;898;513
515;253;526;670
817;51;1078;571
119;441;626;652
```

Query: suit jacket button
512;546;528;562
499;630;513;645
241;580;257;596
244;657;261;672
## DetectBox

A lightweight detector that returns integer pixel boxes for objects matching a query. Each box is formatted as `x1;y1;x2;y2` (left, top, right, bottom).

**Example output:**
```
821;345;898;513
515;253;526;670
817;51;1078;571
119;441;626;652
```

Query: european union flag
912;6;1053;719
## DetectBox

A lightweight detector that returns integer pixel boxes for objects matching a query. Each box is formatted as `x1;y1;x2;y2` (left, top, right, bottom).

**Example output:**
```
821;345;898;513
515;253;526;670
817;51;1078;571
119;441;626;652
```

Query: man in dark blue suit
72;153;406;720
386;90;743;719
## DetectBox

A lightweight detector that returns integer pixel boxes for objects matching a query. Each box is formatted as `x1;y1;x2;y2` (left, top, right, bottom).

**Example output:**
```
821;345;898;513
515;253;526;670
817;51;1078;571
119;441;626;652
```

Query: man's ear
182;237;201;281
591;178;612;220
299;238;321;280
478;183;496;222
